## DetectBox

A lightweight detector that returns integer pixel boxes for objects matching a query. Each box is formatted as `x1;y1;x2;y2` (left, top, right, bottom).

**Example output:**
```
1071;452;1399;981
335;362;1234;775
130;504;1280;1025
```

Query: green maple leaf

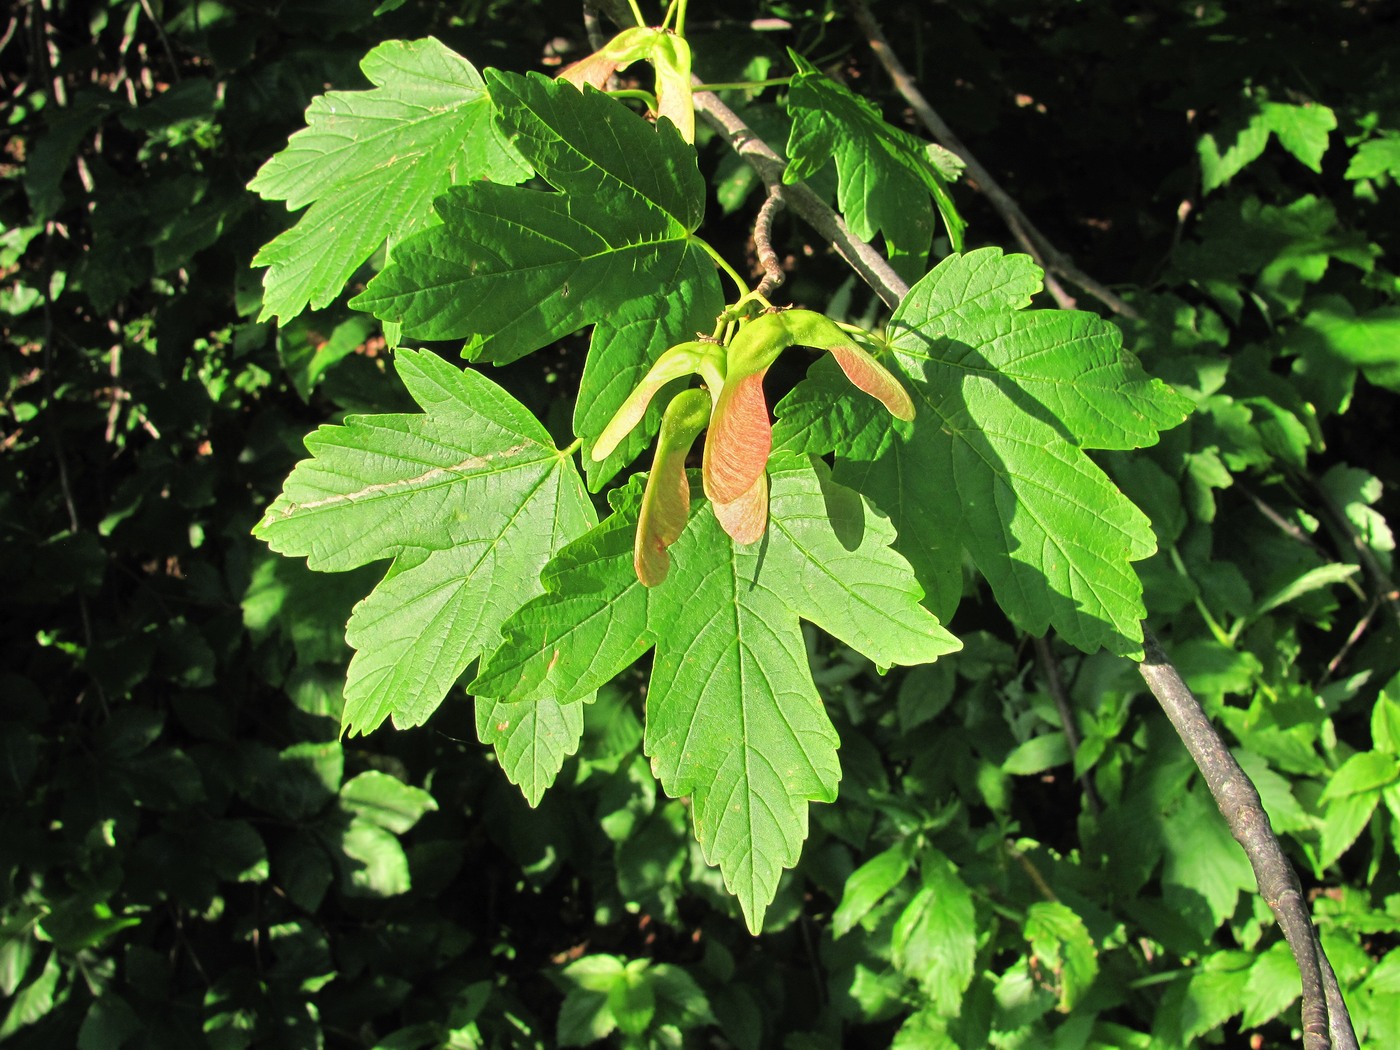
249;38;529;323
253;350;595;796
472;453;959;929
784;53;965;279
775;248;1193;657
476;696;586;807
351;70;717;364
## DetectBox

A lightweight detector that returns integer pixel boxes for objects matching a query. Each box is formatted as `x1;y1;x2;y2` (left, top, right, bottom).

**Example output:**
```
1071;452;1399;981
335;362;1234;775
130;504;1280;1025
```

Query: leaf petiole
692;236;751;301
605;88;659;110
692;77;793;92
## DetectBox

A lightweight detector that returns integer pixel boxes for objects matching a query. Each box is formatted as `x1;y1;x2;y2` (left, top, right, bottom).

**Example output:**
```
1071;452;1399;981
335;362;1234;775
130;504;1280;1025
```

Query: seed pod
592;341;722;463
634;388;711;586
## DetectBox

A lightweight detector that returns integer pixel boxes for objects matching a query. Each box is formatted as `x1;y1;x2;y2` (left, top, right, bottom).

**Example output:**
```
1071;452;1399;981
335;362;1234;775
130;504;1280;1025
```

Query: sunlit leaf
254;349;594;737
250;38;529;322
352;72;714;364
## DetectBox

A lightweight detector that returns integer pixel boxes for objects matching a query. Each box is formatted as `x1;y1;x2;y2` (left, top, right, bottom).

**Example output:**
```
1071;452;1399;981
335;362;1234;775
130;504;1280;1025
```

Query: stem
1138;632;1356;1050
752;187;786;300
673;0;688;37
625;0;646;28
1312;475;1400;632
693;77;793;91
606;88;659;109
844;0;1139;320
1032;634;1102;816
1167;543;1233;647
692;235;751;300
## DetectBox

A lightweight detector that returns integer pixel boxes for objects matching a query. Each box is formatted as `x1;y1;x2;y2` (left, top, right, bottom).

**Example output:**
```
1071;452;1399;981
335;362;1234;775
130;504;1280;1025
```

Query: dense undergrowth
3;1;1399;1047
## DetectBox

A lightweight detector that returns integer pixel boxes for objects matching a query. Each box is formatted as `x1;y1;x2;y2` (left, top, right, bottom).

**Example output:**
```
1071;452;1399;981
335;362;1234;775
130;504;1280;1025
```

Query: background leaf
785;54;964;277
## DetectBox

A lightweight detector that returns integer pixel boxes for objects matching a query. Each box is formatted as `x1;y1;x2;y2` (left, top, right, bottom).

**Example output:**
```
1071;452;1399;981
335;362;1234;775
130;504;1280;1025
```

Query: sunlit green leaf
475;695;587;807
250;38;529;321
255;350;593;736
339;770;437;834
776;248;1191;655
352;72;715;363
1024;901;1098;1012
475;455;955;929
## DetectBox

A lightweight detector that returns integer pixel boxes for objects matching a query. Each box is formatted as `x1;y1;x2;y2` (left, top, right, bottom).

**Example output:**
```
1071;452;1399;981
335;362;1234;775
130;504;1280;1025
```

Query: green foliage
784;51;966;275
351;70;719;364
5;0;1400;1047
251;38;531;322
474;455;958;928
253;348;595;749
776;248;1192;652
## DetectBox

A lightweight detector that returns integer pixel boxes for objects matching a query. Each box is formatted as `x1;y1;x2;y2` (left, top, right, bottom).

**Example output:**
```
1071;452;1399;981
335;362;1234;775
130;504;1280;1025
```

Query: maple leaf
351;71;718;364
253;350;595;798
774;248;1193;657
785;52;965;281
475;696;586;808
472;453;959;929
249;38;529;323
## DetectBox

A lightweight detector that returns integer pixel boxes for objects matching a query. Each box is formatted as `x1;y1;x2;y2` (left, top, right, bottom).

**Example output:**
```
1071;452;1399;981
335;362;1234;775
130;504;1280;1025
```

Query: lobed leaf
474;456;956;928
352;71;716;363
254;349;594;738
775;248;1193;655
785;53;965;275
250;38;529;322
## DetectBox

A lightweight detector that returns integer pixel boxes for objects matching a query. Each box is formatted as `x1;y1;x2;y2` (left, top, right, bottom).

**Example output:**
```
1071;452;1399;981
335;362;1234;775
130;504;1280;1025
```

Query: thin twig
1139;632;1355;1050
844;0;1139;320
752;187;786;299
1032;634;1102;816
136;0;180;83
1322;594;1381;685
582;1;611;52
1005;841;1058;902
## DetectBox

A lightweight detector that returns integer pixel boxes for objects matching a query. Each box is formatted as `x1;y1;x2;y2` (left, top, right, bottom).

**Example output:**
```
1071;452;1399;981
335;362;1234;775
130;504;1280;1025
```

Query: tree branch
1139;632;1357;1050
845;0;1139;320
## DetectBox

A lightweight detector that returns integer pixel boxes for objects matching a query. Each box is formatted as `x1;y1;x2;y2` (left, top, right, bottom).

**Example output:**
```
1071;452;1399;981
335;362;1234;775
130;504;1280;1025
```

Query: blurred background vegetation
2;0;1399;1046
